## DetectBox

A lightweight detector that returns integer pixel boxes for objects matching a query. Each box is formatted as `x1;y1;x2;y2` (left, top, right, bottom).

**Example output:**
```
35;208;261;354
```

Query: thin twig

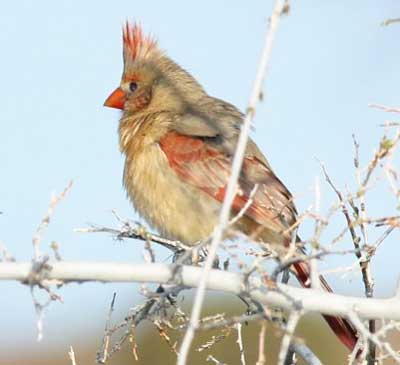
309;176;321;289
289;342;321;365
68;346;77;365
349;312;400;364
320;155;376;361
236;323;246;365
32;180;73;259
353;133;381;365
50;241;63;261
154;321;179;355
381;17;400;26
256;321;267;365
277;311;301;365
97;292;117;364
373;226;395;250
207;355;228;365
320;162;362;257
369;104;400;113
198;312;266;331
229;184;259;226
197;331;230;353
177;2;289;363
0;241;15;262
76;224;191;252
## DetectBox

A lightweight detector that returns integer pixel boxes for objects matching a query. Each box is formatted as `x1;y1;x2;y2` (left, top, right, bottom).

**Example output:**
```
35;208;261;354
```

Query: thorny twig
320;162;362;259
154;321;179;355
28;181;73;341
76;223;191;252
353;131;400;364
96;283;188;363
197;328;232;353
348;312;400;364
79;216;211;271
97;292;117;364
32;180;73;259
197;313;266;332
318;129;400;364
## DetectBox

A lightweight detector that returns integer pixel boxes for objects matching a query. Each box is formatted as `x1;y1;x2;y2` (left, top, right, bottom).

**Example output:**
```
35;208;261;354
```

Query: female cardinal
104;23;358;351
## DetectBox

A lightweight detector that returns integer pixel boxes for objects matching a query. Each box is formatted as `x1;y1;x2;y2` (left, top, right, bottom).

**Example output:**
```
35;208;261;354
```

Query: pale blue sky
1;0;399;361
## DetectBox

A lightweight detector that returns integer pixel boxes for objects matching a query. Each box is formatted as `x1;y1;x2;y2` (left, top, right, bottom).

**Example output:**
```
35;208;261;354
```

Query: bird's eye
129;82;138;92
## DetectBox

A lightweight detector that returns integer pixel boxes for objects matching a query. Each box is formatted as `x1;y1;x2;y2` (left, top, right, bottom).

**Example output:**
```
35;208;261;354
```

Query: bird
104;22;358;352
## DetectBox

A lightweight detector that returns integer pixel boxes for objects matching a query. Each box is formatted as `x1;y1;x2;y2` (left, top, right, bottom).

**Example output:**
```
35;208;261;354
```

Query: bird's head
104;22;205;114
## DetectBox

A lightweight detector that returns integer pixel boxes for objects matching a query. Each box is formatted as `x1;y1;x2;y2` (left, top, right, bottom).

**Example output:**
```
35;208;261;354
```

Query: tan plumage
104;22;358;351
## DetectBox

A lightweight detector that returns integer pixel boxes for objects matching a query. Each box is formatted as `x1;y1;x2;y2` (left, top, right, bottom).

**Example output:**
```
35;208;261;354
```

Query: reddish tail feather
293;261;358;351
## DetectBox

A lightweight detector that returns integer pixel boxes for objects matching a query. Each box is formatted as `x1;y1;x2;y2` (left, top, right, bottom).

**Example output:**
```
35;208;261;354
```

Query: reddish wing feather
159;132;228;192
159;132;295;232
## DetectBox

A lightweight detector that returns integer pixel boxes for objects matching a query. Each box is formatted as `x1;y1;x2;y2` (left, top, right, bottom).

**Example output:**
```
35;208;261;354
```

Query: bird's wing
159;131;296;234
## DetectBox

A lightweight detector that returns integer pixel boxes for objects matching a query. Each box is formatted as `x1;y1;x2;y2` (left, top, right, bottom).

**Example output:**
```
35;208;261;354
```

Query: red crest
122;22;157;62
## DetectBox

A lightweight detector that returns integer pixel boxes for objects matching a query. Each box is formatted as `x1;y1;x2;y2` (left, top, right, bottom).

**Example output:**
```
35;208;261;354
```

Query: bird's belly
124;145;221;244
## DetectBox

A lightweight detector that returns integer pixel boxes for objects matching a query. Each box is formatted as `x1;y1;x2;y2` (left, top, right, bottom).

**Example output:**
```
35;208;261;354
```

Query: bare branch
277;311;301;365
76;224;191;252
369;104;400;113
32;180;73;259
2;261;400;321
207;355;228;365
289;342;321;365
97;292;117;364
235;323;246;365
0;240;15;262
68;346;77;365
381;17;400;26
255;322;267;365
178;2;289;363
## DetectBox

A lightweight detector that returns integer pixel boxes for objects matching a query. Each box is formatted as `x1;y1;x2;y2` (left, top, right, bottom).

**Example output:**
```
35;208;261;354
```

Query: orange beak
104;87;125;110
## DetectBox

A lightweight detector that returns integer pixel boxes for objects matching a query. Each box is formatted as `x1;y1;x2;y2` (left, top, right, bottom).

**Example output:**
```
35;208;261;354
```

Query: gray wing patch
173;113;220;137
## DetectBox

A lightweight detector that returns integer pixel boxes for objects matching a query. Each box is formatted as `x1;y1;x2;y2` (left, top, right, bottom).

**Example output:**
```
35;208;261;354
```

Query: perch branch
1;261;400;320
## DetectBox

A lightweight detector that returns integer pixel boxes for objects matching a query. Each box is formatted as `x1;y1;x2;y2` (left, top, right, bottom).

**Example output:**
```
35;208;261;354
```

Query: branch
32;180;73;259
289;342;321;365
76;224;191;252
369;104;400;113
2;261;400;321
178;1;290;363
380;18;400;27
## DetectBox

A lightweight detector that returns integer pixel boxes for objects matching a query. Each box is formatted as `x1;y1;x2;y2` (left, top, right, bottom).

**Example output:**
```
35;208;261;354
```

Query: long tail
293;261;358;351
